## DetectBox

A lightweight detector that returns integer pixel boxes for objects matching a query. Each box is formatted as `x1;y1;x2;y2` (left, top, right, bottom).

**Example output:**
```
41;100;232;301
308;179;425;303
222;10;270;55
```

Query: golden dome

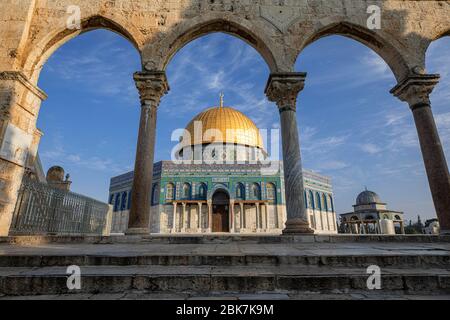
184;106;264;149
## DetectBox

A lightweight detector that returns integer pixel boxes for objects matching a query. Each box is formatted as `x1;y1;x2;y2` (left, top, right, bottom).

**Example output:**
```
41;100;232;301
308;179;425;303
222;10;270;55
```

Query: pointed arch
235;183;245;200
250;183;261;200
296;21;410;81
142;14;282;72
182;183;192;200
198;183;208;200
22;15;142;83
166;183;176;201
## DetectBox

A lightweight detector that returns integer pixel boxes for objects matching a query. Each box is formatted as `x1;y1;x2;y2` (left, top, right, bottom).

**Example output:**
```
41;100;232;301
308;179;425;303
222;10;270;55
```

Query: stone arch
22;15;142;84
210;184;231;199
294;20;410;81
142;14;282;73
424;30;450;73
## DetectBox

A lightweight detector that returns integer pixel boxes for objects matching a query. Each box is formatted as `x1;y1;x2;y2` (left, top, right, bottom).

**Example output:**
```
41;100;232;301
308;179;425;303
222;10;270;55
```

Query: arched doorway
212;190;230;233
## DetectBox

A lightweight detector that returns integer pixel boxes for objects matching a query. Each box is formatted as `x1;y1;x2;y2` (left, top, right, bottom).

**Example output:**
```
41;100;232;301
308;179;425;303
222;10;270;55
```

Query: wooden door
212;205;229;232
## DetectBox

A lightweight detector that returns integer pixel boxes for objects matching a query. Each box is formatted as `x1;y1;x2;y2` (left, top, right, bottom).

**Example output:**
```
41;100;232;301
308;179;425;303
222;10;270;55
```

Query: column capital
133;71;170;108
390;74;440;110
265;72;307;111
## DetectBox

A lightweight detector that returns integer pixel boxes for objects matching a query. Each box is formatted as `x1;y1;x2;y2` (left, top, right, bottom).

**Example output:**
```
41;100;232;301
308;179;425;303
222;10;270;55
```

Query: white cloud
360;143;381;154
315;160;350;171
302;134;348;155
41;143;126;175
361;51;392;79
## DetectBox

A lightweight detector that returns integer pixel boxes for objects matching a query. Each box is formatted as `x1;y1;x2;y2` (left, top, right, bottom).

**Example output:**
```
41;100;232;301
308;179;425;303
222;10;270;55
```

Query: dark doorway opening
212;190;230;233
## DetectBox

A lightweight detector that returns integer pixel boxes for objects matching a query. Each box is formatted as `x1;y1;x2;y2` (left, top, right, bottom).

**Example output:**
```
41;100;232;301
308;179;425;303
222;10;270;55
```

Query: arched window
166;183;175;200
309;190;315;209
114;194;120;212
316;193;322;210
266;183;277;204
182;183;191;200
395;215;401;221
304;191;308;208
322;194;328;211
127;191;132;210
235;183;245;200
198;183;207;200
251;183;261;200
151;183;159;205
120;192;127;211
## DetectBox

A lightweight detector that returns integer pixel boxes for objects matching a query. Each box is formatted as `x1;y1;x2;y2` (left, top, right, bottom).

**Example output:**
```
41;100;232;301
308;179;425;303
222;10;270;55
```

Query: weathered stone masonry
0;0;449;235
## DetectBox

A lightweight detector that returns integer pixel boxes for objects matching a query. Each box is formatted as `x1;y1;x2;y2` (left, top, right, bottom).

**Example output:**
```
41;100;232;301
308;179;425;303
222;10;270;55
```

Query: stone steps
2;234;450;246
1;254;449;268
1;265;449;296
1;237;449;298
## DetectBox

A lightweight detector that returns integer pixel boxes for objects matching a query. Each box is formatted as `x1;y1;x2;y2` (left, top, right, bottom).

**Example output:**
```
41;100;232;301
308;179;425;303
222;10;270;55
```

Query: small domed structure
341;189;404;235
46;166;65;182
356;190;382;205
46;166;72;191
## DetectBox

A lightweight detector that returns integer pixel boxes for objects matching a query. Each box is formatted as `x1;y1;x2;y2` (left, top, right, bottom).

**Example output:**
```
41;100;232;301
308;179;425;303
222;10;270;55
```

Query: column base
282;219;315;235
125;228;150;235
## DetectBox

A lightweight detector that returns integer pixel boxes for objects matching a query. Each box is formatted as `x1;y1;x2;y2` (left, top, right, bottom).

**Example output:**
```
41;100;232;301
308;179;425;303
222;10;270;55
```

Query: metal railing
10;178;111;236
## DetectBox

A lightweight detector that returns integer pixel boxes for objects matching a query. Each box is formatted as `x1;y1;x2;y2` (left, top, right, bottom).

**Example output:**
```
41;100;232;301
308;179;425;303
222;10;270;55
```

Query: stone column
391;74;450;234
198;202;203;231
264;204;269;230
172;202;178;233
126;72;169;235
207;200;213;233
229;200;235;233
0;72;47;236
265;73;314;234
240;203;245;232
255;203;260;232
181;203;187;233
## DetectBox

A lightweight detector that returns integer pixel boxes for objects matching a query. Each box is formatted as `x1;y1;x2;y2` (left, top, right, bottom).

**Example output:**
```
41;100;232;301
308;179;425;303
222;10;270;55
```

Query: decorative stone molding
0;71;47;101
133;71;170;108
265;73;307;111
390;74;440;110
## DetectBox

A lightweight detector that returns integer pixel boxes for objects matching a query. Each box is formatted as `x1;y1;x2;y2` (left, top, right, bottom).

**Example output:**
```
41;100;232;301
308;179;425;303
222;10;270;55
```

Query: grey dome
356;190;382;205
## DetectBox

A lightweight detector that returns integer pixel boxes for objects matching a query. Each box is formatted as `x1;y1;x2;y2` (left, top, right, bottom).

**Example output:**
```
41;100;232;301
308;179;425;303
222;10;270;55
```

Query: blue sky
37;30;450;221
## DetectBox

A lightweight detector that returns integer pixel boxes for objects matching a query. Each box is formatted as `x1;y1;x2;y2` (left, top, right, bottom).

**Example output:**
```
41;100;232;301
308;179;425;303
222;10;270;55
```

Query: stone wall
2;1;449;80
